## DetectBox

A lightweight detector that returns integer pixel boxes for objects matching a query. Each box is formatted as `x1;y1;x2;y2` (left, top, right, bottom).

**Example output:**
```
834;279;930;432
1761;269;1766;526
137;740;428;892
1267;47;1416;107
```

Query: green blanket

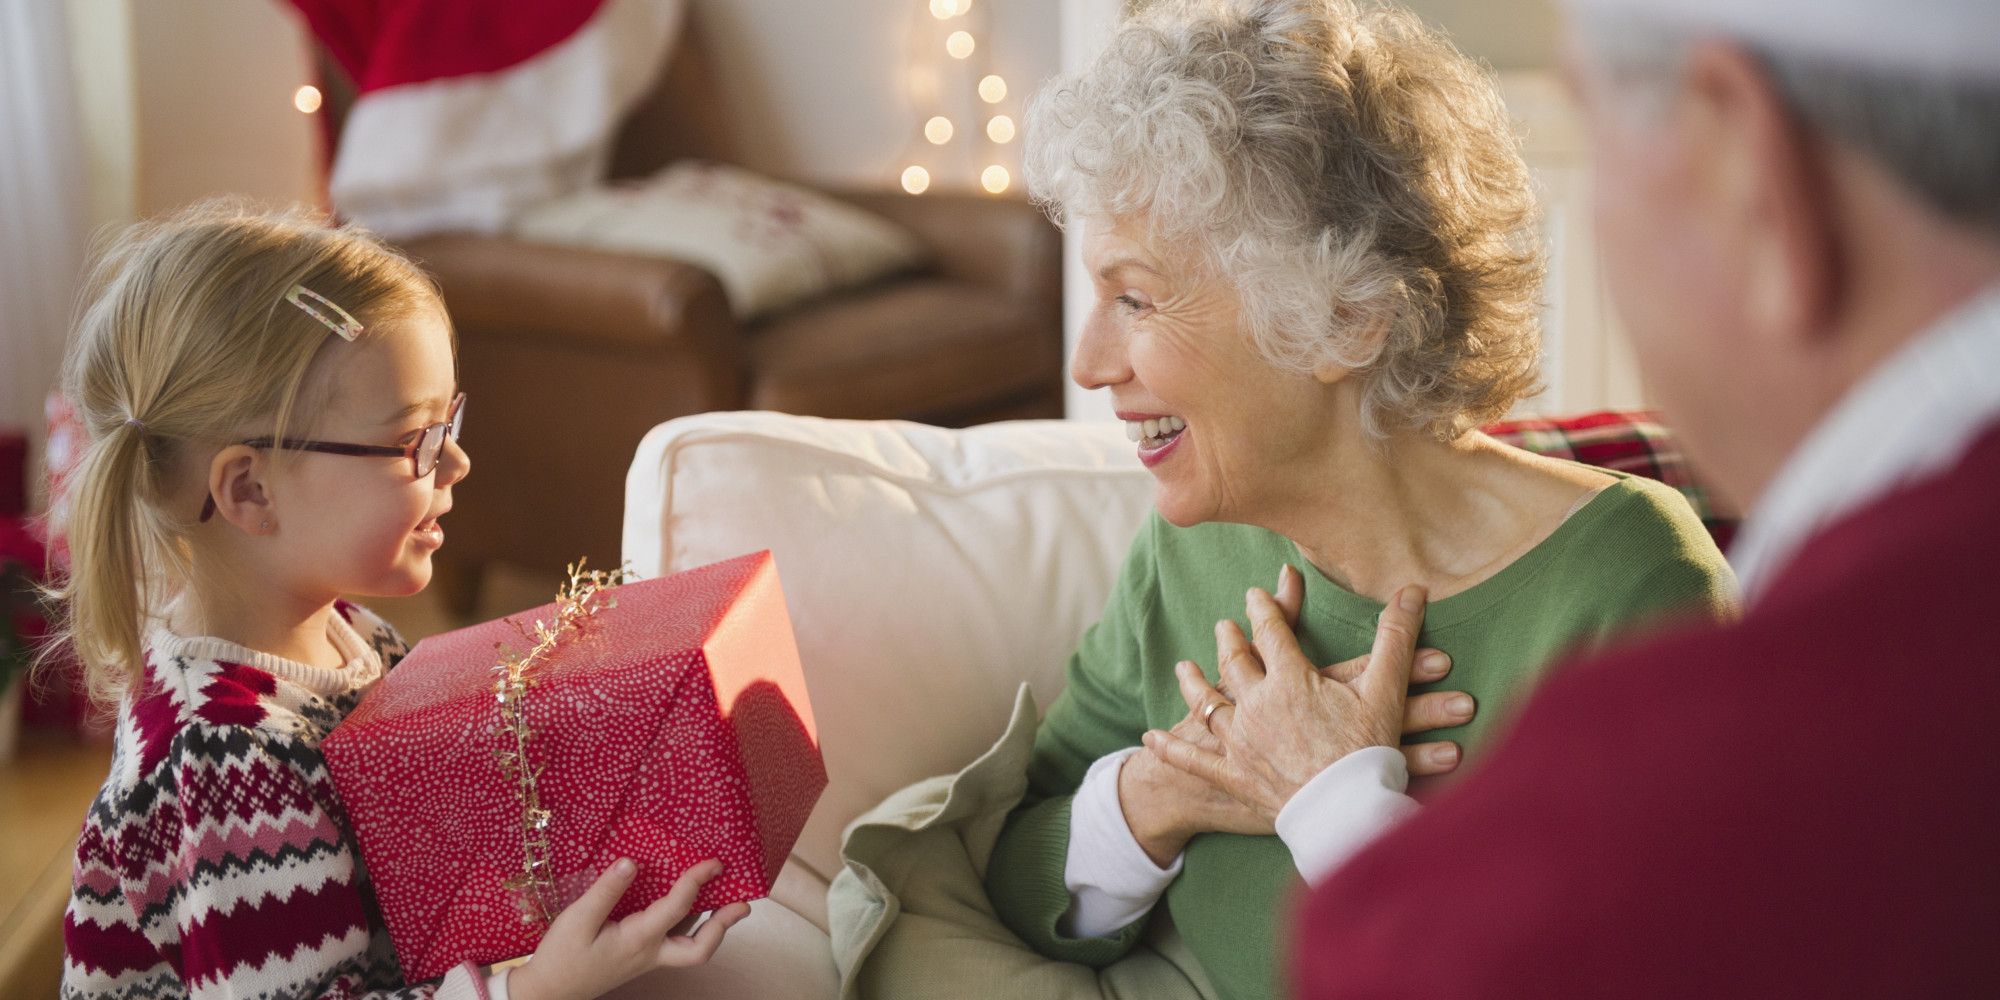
829;686;1217;1000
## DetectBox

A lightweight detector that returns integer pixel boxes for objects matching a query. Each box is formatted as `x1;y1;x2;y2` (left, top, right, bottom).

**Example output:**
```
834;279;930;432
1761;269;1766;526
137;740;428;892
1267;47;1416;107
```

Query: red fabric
1484;409;1738;551
1292;421;2000;998
42;389;82;570
287;0;607;93
320;551;825;981
0;430;24;516
178;879;373;989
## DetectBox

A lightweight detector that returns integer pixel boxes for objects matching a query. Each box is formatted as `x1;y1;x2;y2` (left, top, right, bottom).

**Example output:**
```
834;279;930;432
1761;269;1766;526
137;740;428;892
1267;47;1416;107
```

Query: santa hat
291;0;684;239
1560;0;2000;81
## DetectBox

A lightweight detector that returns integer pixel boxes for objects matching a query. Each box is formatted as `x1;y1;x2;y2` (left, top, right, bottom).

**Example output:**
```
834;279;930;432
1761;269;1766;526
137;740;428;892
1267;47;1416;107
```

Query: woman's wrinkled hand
1118;706;1273;866
505;858;753;1000
1143;568;1471;822
1119;565;1468;861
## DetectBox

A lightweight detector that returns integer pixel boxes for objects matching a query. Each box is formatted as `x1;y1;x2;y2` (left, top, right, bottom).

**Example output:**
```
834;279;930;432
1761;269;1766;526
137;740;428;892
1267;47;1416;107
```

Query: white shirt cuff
435;964;496;1000
1059;747;1183;938
1275;745;1421;886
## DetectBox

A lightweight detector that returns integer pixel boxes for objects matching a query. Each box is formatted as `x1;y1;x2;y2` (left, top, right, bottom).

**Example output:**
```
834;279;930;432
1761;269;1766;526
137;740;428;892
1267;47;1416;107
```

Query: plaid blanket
1485;409;1738;551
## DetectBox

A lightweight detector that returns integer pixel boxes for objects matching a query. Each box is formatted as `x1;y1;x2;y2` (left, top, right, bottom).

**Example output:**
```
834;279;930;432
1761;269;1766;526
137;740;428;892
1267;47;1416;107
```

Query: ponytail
45;418;165;701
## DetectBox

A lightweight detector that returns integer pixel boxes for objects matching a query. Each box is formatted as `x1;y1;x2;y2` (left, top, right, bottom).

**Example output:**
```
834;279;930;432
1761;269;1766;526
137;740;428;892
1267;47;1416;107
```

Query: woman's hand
505;858;753;1000
1118;708;1274;866
1119;566;1467;861
1144;575;1465;822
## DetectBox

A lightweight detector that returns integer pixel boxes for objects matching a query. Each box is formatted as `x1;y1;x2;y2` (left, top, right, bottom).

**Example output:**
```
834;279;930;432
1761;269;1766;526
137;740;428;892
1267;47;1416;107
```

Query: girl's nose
437;435;471;486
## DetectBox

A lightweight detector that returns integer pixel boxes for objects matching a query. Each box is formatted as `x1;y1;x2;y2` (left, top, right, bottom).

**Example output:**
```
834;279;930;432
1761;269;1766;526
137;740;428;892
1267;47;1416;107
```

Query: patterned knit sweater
61;602;488;1000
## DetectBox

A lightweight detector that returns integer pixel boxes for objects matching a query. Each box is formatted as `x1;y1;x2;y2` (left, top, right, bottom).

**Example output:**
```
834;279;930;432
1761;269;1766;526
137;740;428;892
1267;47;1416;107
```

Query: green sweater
983;473;1736;1000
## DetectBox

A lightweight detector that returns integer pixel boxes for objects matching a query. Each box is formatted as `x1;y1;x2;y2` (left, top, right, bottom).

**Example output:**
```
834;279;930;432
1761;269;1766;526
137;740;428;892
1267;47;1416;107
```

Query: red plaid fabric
1484;409;1737;551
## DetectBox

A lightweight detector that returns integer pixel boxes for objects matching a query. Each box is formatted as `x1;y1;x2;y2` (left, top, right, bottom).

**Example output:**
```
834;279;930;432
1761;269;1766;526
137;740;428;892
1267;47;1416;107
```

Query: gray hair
1025;0;1545;440
1575;13;2000;235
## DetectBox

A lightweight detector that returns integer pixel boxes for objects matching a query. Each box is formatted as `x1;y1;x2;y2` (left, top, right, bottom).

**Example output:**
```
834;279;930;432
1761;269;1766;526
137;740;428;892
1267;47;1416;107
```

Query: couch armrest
828;191;1061;309
402;234;738;357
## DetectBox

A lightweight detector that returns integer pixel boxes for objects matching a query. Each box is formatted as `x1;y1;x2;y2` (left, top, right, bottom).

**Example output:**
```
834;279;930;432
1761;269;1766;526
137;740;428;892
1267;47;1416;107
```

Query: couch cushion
511;161;927;319
623;414;1154;880
747;279;1062;423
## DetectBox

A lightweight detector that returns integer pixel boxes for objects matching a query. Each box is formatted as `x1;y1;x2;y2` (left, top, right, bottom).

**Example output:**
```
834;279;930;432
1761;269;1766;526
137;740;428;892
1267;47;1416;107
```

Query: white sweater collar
1731;284;2000;602
148;607;382;700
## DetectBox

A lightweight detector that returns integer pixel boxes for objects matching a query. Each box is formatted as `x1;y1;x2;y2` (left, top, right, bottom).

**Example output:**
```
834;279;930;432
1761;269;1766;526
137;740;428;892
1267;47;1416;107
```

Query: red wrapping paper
321;550;824;981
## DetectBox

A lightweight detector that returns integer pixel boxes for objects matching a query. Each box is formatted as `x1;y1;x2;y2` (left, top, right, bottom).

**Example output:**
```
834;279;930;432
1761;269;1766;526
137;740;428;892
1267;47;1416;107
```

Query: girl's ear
207;445;278;535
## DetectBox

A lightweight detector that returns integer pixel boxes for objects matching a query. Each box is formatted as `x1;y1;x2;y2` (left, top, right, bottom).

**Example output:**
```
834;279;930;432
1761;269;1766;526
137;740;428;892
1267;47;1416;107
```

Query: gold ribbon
490;559;628;925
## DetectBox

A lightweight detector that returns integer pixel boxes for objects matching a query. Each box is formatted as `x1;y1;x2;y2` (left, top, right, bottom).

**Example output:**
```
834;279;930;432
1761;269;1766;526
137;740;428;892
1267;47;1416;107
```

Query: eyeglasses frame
197;392;465;523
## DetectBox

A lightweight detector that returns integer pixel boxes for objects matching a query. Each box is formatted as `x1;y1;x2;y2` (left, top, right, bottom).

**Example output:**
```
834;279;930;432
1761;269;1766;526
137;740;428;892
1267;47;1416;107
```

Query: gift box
321;550;824;981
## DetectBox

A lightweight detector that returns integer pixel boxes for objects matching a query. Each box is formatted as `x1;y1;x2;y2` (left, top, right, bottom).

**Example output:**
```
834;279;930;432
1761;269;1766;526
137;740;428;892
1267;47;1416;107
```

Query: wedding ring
1201;695;1233;727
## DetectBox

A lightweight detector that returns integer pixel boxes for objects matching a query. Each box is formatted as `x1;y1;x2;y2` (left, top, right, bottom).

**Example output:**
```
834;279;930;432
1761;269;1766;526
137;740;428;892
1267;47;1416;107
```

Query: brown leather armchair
315;14;1063;612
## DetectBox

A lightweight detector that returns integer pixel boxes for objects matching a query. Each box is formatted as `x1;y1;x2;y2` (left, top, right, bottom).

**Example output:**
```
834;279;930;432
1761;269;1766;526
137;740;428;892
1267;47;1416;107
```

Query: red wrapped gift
321;550;824;981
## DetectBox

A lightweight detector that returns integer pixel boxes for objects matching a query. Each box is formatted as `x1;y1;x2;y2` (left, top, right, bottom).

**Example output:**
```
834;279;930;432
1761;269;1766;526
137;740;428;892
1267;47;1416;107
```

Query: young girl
52;203;749;1000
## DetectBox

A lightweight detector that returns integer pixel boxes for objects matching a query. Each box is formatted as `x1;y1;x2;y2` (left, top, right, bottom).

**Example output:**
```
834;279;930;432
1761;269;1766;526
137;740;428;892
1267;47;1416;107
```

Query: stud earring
262;520;272;532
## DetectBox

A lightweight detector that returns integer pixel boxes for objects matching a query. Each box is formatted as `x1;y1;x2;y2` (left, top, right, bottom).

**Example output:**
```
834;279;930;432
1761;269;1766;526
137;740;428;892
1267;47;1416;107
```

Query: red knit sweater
1293;424;2000;997
60;602;487;1000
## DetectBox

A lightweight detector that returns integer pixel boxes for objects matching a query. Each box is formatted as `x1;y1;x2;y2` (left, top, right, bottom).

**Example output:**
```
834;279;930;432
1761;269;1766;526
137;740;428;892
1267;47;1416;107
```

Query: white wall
694;0;1059;190
101;0;323;220
1406;0;1562;71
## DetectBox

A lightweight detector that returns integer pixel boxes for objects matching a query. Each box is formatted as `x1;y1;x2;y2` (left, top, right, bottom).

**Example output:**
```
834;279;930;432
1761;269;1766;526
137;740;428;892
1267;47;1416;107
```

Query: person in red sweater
1141;0;2000;996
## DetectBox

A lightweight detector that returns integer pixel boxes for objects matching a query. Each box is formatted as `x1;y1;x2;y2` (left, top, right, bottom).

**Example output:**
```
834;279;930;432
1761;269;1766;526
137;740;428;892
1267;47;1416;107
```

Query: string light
901;1;1011;195
293;85;323;114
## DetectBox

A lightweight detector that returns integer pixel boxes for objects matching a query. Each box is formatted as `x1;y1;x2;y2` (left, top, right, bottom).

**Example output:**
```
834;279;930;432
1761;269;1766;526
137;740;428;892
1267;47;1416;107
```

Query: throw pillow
511;161;928;319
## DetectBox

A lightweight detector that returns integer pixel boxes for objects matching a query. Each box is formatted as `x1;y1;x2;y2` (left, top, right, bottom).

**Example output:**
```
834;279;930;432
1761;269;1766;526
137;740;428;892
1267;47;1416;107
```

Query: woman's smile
1123;412;1189;467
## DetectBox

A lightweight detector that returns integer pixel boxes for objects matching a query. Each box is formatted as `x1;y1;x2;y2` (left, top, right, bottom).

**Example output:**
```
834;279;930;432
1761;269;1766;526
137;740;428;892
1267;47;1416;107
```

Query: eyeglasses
199;393;466;522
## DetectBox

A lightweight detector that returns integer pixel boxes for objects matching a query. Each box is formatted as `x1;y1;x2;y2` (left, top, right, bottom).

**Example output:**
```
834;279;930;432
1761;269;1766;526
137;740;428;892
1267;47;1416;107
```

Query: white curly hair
1025;0;1545;439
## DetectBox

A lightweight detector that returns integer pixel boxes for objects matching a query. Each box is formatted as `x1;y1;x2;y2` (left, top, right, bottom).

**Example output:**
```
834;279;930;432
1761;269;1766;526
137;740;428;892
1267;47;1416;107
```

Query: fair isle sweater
60;602;489;1000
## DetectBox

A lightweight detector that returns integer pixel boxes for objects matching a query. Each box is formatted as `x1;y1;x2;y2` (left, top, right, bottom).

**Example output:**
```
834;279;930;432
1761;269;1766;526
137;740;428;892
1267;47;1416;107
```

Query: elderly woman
980;1;1735;998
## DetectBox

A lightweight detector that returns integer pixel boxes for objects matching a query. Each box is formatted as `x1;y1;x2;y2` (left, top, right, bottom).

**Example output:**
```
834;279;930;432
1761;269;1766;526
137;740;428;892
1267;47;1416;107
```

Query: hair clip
285;284;363;342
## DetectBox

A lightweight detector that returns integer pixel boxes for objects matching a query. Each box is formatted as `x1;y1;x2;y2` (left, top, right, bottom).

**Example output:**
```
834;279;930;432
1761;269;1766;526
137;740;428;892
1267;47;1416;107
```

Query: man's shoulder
1546;463;2000;744
1461;427;2000;863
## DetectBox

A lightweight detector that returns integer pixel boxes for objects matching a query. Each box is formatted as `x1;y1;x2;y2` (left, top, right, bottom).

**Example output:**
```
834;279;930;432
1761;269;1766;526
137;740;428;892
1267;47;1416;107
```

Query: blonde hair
45;201;444;703
1026;0;1545;439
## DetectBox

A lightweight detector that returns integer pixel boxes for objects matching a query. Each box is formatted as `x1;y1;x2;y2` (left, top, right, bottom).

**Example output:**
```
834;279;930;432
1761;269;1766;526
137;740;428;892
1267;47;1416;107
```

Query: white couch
607;411;1157;998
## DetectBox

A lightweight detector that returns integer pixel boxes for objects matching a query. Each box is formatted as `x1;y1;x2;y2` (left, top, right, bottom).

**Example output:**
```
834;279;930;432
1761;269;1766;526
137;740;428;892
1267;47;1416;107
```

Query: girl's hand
505;858;754;1000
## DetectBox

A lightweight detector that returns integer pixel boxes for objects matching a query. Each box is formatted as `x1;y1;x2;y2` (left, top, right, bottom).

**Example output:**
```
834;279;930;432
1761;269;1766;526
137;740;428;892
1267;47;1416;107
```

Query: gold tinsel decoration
490;558;630;925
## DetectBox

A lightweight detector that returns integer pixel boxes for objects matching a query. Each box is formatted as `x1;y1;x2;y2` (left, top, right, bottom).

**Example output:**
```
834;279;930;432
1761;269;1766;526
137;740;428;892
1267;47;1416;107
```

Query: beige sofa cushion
512;162;927;319
622;412;1154;882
